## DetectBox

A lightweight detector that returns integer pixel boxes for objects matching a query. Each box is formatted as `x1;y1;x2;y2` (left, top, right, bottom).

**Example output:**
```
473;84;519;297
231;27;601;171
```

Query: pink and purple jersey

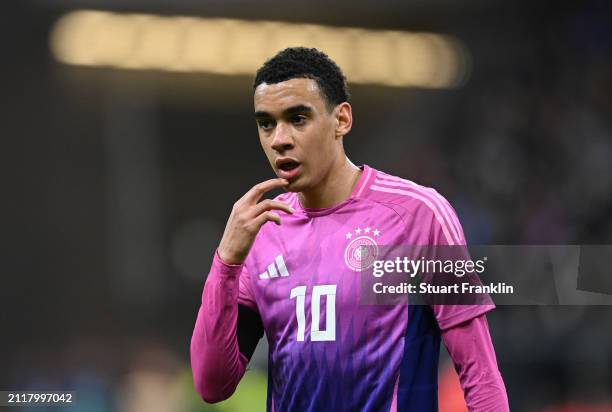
230;164;496;411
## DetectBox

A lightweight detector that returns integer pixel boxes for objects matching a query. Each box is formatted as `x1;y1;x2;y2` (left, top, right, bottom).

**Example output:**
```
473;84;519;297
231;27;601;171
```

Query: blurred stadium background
1;0;612;411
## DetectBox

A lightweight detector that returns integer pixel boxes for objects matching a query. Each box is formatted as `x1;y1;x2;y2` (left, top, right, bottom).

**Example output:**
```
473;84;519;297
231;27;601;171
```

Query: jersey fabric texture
235;164;495;412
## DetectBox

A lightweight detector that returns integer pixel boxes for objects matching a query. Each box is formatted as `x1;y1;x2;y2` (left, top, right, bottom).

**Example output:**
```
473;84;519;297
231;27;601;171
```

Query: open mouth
275;158;302;180
278;161;300;172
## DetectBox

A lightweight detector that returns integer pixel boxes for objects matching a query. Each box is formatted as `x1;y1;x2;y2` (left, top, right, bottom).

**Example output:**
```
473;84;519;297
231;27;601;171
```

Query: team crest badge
344;226;381;271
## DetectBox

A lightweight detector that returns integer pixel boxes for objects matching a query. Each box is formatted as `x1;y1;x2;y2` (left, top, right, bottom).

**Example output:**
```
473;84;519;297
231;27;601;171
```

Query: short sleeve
427;194;495;330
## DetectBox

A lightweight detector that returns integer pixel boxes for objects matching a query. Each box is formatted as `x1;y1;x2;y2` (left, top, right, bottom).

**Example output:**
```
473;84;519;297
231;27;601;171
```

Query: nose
271;123;294;153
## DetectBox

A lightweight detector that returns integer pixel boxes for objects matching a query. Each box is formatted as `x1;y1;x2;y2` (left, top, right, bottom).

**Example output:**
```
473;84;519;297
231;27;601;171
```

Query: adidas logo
259;254;290;279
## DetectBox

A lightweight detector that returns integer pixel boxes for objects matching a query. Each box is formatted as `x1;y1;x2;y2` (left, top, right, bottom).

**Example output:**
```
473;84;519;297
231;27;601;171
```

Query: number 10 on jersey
290;285;337;342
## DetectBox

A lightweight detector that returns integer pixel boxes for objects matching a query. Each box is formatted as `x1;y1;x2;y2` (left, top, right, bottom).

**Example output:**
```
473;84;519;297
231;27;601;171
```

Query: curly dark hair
253;47;350;112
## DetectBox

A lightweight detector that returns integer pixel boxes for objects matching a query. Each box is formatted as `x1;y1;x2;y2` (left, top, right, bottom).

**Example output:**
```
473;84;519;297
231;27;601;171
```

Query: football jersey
236;164;495;412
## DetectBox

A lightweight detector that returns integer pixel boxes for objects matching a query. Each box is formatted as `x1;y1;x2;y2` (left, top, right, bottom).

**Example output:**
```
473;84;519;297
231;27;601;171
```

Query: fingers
231;178;292;235
219;178;291;265
241;178;289;205
249;199;294;218
253;211;281;228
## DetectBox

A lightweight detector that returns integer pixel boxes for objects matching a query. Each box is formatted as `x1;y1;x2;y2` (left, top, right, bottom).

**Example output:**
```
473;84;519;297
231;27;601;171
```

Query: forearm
442;314;509;411
190;251;248;403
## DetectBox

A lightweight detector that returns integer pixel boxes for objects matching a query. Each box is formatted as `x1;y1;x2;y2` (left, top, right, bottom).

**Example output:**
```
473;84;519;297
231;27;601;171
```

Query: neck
299;157;362;209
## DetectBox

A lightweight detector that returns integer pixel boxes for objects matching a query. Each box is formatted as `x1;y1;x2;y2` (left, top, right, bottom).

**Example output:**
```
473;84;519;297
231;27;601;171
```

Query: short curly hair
253;47;350;112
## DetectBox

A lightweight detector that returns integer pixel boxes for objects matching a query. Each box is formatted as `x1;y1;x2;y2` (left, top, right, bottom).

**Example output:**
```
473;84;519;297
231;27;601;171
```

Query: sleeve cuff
436;303;496;331
212;249;245;277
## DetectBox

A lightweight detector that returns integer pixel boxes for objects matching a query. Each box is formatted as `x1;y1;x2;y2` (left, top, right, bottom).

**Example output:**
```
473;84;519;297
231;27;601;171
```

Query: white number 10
290;285;337;342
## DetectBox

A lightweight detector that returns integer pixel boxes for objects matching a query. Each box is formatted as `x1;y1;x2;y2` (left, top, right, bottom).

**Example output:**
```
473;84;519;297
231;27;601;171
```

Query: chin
285;177;308;193
284;181;301;193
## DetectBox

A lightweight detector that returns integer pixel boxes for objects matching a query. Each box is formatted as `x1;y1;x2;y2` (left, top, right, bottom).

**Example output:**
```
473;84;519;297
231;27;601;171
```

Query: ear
334;102;353;139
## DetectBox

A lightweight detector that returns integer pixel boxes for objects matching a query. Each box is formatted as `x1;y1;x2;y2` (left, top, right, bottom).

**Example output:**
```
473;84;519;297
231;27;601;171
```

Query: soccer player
190;47;509;411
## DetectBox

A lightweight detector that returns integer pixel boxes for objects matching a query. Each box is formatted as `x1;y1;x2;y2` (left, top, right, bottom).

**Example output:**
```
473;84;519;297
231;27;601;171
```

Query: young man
191;47;509;411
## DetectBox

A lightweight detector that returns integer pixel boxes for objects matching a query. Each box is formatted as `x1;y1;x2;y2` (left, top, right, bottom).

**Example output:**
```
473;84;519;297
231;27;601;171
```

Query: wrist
216;247;245;266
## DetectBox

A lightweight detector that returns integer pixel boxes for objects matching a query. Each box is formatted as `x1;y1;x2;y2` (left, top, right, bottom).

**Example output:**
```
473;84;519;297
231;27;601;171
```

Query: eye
257;119;275;131
292;115;307;125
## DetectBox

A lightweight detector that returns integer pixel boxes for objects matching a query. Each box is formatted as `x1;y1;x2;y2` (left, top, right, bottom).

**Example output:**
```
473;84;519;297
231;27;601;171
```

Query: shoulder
366;168;455;218
365;167;465;245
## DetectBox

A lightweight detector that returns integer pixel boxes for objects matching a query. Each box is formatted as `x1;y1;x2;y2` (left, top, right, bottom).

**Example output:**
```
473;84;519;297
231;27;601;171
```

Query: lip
275;157;302;180
277;164;302;180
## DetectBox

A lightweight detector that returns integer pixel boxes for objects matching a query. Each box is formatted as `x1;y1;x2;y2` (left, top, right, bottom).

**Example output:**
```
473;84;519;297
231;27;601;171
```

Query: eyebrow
254;104;313;119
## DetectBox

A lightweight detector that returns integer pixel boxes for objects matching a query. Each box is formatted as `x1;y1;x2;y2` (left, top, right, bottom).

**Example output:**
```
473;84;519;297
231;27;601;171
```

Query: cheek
310;125;336;157
306;122;334;149
259;137;273;158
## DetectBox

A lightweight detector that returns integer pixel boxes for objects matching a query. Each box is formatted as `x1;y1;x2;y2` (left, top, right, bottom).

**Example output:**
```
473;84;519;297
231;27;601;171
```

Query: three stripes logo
259;254;291;279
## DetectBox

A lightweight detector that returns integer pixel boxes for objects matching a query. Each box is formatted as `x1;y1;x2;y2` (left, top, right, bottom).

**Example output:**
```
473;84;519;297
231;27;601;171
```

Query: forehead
254;78;326;113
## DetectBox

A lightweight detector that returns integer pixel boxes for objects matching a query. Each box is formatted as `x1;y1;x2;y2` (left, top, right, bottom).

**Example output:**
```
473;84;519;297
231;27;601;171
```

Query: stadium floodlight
50;10;471;89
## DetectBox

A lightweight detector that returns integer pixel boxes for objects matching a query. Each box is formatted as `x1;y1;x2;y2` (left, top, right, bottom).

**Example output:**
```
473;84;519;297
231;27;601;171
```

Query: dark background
2;1;611;411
